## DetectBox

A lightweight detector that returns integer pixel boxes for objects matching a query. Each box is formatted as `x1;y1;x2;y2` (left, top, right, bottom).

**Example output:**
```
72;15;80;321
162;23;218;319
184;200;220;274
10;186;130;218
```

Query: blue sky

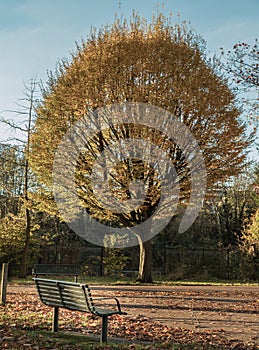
0;0;259;144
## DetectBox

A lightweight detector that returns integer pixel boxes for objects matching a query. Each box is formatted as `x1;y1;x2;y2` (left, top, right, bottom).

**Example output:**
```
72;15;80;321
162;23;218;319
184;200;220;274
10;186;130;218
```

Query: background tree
243;209;259;248
0;79;38;277
221;39;259;88
213;170;257;247
242;163;259;243
220;39;259;126
0;143;27;274
241;207;259;280
159;168;257;249
31;14;251;282
0;144;24;217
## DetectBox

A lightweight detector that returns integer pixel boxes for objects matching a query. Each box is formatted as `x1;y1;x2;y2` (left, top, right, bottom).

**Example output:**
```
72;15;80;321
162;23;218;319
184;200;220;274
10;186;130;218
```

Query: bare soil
92;284;259;345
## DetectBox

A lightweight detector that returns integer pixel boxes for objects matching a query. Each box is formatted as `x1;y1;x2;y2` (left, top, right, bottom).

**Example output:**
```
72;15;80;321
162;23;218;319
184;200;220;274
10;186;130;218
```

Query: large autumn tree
31;14;250;282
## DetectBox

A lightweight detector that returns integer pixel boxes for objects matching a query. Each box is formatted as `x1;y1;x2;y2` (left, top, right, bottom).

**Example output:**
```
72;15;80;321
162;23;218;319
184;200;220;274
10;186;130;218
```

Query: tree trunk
137;238;153;283
18;80;34;278
19;207;31;278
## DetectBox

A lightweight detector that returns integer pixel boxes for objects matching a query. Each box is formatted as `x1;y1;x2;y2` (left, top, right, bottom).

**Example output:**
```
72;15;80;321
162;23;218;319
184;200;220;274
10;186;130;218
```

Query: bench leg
52;306;59;332
101;316;108;343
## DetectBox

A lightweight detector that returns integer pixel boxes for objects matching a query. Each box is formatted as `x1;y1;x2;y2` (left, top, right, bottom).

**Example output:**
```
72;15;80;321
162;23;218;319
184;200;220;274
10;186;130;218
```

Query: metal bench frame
34;278;126;342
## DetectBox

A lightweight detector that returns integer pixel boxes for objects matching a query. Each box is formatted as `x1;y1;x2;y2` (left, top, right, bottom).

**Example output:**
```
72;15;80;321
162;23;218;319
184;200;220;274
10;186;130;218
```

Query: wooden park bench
32;264;81;282
34;278;127;342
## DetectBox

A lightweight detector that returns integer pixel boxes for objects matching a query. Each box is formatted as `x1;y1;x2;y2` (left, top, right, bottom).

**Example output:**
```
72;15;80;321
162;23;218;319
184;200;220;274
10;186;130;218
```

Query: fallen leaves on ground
0;289;258;350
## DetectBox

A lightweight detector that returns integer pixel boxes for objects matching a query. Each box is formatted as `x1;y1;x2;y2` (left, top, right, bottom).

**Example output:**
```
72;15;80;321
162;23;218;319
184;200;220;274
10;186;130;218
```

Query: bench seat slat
61;295;86;305
39;292;60;299
37;286;59;294
60;288;83;295
60;288;84;296
59;284;82;289
36;280;58;286
43;301;64;307
41;298;63;307
38;291;60;299
60;285;83;294
62;302;89;312
37;288;60;295
36;284;58;290
38;285;59;290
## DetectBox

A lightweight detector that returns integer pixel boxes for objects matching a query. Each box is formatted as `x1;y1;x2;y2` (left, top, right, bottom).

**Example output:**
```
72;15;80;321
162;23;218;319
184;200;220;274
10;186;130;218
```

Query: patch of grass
28;330;101;349
0;328;221;349
8;276;35;284
80;275;137;285
8;274;259;286
157;279;259;286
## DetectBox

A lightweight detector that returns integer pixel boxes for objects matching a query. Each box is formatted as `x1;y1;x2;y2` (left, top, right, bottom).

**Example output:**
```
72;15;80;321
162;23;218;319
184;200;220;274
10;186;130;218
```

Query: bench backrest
32;264;81;276
34;278;95;313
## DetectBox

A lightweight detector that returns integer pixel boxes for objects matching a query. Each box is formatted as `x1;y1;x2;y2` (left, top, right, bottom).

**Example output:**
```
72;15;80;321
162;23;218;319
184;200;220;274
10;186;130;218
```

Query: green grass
156;278;259;286
8;274;259;286
0;328;221;349
8;276;35;284
84;275;259;286
0;313;222;349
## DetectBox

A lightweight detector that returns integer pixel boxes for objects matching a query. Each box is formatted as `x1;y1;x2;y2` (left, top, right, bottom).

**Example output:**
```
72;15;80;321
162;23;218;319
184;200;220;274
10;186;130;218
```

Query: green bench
34;278;127;342
32;264;81;282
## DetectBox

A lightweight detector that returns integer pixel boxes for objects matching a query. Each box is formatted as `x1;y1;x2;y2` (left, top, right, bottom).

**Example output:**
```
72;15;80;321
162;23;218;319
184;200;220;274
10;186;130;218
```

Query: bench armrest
94;297;123;312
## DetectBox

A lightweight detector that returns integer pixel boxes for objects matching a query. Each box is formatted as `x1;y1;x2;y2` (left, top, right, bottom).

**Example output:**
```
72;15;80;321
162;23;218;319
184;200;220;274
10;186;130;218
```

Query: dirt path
7;283;259;345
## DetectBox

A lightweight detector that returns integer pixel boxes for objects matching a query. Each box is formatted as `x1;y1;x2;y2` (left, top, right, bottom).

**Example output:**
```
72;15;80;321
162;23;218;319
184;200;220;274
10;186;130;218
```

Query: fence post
0;262;9;306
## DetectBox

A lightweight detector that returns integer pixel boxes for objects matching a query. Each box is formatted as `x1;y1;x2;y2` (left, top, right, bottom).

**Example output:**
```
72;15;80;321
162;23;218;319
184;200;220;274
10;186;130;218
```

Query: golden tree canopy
31;14;250;231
